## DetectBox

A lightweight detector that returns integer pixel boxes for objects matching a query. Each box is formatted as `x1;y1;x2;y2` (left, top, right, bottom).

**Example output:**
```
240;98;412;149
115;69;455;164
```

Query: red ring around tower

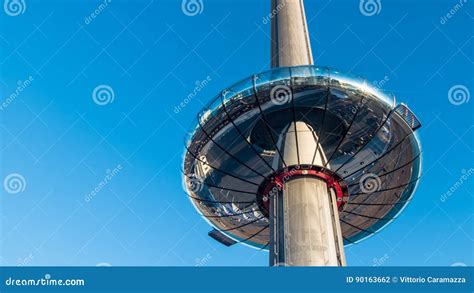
256;165;349;218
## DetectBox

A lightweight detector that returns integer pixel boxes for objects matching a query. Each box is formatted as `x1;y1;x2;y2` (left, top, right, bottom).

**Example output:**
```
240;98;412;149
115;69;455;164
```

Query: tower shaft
269;1;346;266
271;0;314;67
269;122;346;266
270;177;346;266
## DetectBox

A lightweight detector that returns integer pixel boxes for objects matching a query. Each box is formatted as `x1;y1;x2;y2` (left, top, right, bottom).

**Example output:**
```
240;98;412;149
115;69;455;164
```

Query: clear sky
1;0;473;266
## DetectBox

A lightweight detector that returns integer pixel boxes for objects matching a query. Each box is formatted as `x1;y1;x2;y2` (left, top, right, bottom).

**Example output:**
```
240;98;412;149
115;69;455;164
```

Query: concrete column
282;177;340;265
268;0;345;267
269;122;346;266
271;0;314;67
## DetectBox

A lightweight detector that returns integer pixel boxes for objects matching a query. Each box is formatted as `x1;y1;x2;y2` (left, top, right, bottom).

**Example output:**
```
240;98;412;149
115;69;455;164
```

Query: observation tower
183;0;421;266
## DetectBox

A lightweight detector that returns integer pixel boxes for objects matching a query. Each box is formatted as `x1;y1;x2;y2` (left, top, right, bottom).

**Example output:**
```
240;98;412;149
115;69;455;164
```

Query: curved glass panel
222;77;254;104
290;66;328;87
254;67;291;94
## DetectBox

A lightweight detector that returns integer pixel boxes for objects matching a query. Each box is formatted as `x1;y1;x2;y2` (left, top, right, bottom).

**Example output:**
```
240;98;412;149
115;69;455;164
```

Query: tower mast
271;0;314;67
269;0;346;266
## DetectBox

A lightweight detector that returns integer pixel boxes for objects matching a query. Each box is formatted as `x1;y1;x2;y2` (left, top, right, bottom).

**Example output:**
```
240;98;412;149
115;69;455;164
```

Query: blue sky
0;0;473;266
